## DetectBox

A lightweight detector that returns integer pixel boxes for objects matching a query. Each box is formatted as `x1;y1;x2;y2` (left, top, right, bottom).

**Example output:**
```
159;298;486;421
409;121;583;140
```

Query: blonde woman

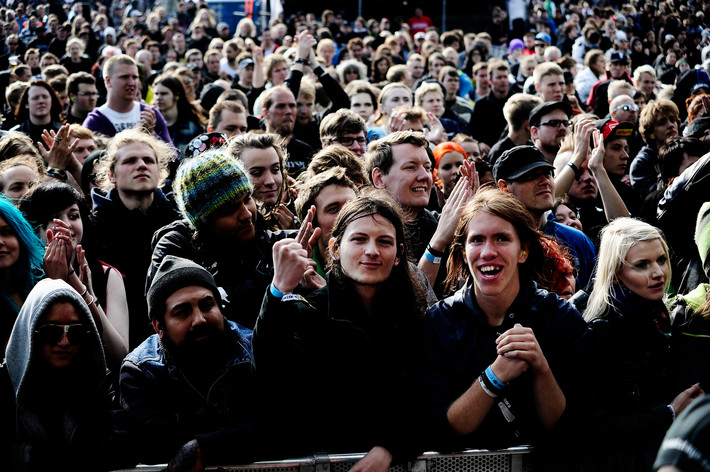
579;218;704;469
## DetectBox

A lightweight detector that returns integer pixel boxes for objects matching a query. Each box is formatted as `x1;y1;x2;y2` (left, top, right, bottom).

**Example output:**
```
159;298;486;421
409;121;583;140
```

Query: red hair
432;141;467;182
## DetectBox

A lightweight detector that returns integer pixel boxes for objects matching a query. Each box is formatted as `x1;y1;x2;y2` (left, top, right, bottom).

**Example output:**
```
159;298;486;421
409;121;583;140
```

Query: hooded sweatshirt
3;278;121;472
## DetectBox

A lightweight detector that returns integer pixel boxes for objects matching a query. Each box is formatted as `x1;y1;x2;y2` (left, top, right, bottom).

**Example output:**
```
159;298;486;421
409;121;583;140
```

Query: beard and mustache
160;317;231;371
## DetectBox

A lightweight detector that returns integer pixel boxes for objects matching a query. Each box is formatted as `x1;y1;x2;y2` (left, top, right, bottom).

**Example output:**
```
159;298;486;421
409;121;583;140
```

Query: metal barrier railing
112;446;535;472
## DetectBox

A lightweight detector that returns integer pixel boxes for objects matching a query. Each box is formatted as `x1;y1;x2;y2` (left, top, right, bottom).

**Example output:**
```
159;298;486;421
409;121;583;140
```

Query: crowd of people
0;0;709;471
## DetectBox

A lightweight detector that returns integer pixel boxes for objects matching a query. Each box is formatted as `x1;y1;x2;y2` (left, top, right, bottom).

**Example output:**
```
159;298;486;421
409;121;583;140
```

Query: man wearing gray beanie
119;255;264;466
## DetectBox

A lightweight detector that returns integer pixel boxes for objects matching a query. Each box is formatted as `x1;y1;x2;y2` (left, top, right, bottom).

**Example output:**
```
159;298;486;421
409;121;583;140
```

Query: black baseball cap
529;101;573;127
493;145;555;181
608;51;630;64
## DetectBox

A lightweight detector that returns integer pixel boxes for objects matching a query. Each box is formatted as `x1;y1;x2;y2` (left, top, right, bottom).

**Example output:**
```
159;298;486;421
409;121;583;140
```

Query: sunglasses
539;119;572;128
614;104;639;112
35;323;88;345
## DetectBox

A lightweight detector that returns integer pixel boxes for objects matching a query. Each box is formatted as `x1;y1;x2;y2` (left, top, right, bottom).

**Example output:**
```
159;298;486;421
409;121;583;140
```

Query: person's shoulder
548;219;593;246
123;334;162;368
288;137;313;152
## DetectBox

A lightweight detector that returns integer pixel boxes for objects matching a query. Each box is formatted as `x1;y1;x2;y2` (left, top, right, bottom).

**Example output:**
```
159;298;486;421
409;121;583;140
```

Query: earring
521;250;527;256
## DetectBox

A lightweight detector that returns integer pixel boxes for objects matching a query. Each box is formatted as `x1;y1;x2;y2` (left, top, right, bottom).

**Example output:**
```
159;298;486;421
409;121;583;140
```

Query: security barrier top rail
111;446;535;472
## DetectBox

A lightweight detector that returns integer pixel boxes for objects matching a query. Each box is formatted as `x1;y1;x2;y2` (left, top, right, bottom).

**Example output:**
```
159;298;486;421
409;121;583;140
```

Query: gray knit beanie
147;256;221;321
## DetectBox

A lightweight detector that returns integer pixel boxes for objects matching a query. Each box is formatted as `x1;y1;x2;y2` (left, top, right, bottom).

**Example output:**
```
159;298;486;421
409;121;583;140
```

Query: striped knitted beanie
173;148;253;229
695;202;710;278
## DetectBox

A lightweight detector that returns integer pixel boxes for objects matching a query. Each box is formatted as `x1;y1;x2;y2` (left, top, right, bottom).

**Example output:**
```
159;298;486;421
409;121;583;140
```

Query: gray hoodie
6;278;106;402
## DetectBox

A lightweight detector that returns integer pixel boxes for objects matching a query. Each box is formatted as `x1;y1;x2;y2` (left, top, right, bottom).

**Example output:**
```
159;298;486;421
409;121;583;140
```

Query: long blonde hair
584;218;671;321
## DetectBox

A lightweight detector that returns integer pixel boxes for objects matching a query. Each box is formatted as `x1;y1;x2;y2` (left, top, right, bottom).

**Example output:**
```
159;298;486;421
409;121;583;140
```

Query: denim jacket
119;320;257;464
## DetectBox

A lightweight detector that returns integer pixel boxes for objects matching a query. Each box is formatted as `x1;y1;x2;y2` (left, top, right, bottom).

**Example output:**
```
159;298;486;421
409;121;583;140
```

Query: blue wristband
486;366;507;390
270;283;285;298
424;249;442;264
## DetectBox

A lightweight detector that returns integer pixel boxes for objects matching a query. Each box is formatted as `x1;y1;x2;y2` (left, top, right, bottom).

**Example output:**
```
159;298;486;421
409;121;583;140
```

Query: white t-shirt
99;102;142;134
220;57;239;79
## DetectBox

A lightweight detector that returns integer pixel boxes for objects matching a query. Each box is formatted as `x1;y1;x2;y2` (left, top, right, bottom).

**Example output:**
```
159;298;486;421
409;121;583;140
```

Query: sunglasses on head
35;323;88;345
614;103;639;112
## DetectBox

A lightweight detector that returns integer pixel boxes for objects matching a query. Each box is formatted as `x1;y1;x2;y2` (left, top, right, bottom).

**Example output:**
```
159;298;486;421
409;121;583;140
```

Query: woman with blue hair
0;195;45;349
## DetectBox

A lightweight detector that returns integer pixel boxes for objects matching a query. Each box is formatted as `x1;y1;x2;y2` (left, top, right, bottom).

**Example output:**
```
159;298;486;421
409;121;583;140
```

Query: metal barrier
112;447;535;472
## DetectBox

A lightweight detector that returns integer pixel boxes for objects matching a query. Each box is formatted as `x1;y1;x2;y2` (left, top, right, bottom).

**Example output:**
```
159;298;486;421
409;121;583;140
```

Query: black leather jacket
148;219;295;329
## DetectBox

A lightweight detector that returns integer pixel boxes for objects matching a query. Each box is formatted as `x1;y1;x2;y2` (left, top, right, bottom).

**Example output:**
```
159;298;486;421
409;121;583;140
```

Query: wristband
47;167;68;182
480;369;504;395
485;366;507;390
424;249;442;264
566;161;580;177
426;244;446;258
478;375;498;398
668;404;676;421
269;283;285;298
295;57;308;65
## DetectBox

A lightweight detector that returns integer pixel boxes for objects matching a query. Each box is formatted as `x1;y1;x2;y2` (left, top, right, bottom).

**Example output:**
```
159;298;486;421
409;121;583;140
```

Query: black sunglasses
35;323;88;345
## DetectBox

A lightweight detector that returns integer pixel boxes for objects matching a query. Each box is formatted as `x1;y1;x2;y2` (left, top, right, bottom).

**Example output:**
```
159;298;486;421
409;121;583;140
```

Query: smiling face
373;143;432;213
206;193;257;241
240;147;283;206
465;212;527;308
330;214;400;288
554;203;582;232
636;72;655;96
155;285;225;352
42;203;83;249
616;239;669;301
110;142;160;194
0;215;19;272
39;302;82;369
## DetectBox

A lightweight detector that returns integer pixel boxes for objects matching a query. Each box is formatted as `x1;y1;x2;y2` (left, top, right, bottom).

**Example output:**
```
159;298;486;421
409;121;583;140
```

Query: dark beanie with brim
147;255;221;321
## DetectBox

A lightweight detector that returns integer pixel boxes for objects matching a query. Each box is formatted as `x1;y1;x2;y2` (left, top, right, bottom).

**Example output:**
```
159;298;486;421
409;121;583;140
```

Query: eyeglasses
335;136;367;146
345;69;359;74
77;92;99;97
35;323;89;345
614;103;639;112
539;120;572;128
535;42;546;48
7;42;17;46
